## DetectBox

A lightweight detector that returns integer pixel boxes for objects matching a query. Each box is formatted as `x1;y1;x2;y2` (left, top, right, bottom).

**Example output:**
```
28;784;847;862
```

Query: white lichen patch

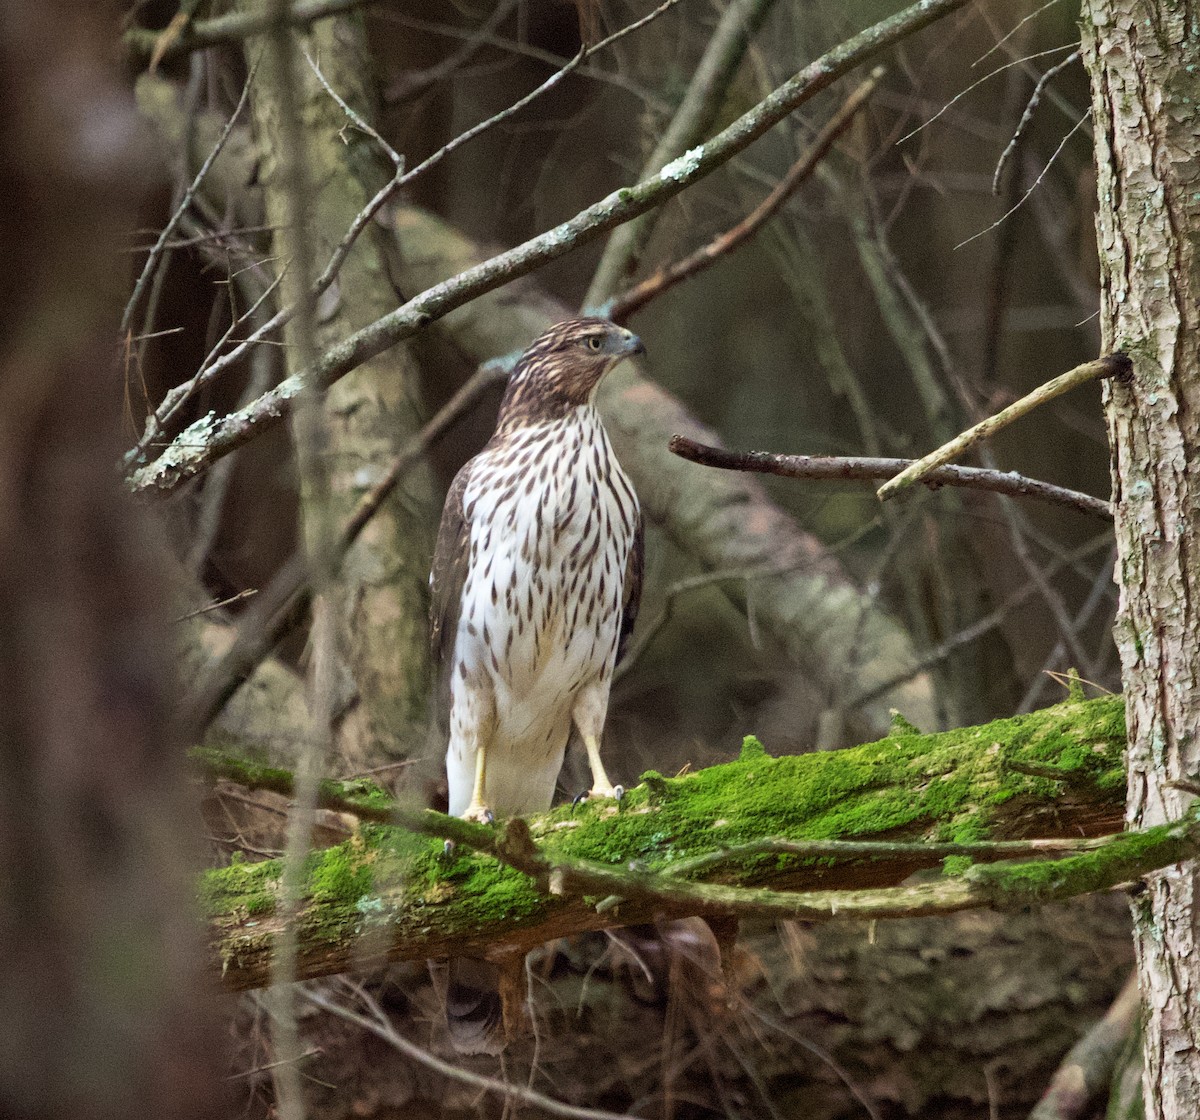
660;146;704;182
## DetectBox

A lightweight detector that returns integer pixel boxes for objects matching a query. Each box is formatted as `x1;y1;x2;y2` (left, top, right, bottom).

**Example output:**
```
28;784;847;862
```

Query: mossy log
202;696;1135;990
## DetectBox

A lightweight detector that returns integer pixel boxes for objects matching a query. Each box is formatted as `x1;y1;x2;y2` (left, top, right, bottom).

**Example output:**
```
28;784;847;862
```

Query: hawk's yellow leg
574;683;622;800
582;733;621;800
463;742;493;824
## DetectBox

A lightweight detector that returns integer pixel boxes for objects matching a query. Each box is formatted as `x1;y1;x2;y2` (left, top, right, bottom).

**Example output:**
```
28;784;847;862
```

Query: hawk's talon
462;804;495;825
574;783;623;810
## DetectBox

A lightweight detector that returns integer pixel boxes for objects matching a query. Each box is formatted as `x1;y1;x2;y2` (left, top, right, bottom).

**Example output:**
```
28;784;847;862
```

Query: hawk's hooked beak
613;328;645;357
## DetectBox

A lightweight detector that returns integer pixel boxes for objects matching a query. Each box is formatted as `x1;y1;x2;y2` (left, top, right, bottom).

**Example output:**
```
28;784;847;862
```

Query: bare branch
1028;972;1140;1120
121;61;257;338
992;49;1082;194
608;68;883;323
378;5;663;109
669;435;1113;519
128;0;972;497
172;589;258;623
257;5;331;1114
127;0;682;469
876;353;1131;502
179;361;508;733
125;0;371;64
954;108;1092;250
585;0;780;306
898;43;1077;144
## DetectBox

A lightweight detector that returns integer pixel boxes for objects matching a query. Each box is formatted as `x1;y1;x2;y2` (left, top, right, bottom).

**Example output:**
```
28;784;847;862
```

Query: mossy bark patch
200;696;1127;989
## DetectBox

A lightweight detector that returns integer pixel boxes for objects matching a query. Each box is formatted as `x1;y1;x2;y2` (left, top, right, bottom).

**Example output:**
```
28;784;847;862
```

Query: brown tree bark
1081;4;1200;1117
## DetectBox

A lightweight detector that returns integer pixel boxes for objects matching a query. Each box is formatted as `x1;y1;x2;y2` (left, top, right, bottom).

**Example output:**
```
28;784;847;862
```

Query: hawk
430;318;645;826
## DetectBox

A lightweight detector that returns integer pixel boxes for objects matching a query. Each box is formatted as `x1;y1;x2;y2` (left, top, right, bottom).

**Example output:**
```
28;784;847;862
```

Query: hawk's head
496;318;644;430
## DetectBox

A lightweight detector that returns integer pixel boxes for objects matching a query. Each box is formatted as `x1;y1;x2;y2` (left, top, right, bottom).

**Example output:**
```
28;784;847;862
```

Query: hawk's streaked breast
447;403;638;815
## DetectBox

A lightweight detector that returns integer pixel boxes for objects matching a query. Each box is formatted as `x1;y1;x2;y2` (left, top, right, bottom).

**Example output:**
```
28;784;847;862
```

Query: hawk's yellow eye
586;336;603;351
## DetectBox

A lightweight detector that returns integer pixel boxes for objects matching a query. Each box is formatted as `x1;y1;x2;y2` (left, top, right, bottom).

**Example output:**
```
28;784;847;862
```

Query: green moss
201;852;280;919
738;735;768;761
513;696;1127;881
967;817;1192;902
889;710;923;735
205;696;1130;943
1065;669;1086;703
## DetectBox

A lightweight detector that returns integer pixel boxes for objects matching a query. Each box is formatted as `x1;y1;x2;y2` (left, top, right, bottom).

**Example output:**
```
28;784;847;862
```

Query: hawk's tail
445;958;506;1055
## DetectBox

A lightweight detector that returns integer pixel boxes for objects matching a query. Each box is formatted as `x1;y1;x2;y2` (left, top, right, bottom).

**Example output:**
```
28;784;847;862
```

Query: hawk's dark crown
494;318;644;432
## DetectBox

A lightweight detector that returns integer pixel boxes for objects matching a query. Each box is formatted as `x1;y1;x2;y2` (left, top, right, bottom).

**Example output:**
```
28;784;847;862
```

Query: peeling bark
1081;4;1200;1117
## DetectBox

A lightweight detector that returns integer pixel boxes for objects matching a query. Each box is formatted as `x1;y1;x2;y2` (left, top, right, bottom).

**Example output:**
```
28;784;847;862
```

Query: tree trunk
0;6;224;1118
1081;5;1200;1117
245;10;437;769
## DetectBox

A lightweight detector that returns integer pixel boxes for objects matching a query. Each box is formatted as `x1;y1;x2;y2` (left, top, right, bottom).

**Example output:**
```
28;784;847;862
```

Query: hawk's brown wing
429;460;474;718
616;511;644;666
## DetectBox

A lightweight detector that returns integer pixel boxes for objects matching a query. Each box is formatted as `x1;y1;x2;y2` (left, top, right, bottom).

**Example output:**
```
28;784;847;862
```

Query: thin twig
669;435;1112;519
973;0;1063;69
379;4;664;109
179;361;508;732
738;1000;885;1120
613;561;814;684
955;108;1092;250
127;0;974;497
876;353;1130;501
173;588;259;623
992;491;1094;671
898;42;1078;144
121;61;257;337
992;49;1082;194
302;984;636;1120
382;0;518;104
127;0;682;470
608;68;883;323
847;533;1114;710
584;0;779;307
125;0;371;62
1018;549;1116;713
